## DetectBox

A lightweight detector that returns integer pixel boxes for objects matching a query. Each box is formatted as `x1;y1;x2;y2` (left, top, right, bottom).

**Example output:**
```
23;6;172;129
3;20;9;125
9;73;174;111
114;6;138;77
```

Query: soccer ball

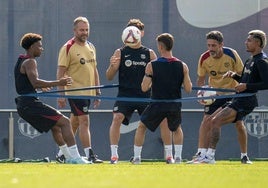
197;87;217;105
121;26;141;47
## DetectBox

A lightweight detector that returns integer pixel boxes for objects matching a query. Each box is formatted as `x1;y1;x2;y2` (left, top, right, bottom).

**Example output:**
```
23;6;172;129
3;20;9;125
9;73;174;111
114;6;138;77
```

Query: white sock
84;147;91;158
134;145;142;159
111;145;118;158
68;145;81;159
59;144;71;159
200;148;207;157
206;148;215;158
164;145;173;159
174;145;182;159
241;153;247;159
57;149;63;156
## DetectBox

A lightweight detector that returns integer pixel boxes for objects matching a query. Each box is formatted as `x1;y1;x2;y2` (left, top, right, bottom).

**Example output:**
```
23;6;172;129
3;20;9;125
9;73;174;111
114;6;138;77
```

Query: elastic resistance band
22;92;255;103
38;84;119;94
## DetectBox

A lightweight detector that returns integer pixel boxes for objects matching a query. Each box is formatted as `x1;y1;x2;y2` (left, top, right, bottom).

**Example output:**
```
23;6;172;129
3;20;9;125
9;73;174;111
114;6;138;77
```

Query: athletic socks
84;147;93;158
164;145;173;158
68;145;81;159
111;145;119;158
200;148;208;158
174;145;183;159
206;148;216;159
59;144;71;159
241;153;248;159
134;145;142;159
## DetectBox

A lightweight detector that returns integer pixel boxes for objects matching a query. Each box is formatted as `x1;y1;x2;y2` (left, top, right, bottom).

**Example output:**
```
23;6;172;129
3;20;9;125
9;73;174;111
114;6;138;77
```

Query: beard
77;35;88;43
209;51;217;57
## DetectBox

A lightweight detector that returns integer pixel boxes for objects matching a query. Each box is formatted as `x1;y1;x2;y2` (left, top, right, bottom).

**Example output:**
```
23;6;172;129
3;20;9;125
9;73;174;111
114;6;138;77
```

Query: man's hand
223;71;236;78
57;98;66;108
235;83;247;93
59;77;73;86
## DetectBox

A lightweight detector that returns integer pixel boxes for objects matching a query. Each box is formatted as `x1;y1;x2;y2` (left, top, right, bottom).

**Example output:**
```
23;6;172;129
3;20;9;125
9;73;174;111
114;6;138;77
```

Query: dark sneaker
88;149;103;163
56;154;66;163
89;154;103;163
241;156;253;164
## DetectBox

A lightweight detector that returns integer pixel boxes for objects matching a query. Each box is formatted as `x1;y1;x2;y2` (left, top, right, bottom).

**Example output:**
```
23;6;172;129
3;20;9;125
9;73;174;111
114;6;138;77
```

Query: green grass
0;161;268;188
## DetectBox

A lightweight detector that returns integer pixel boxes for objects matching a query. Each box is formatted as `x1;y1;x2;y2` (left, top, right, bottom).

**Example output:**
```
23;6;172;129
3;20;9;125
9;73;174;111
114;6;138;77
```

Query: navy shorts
141;102;182;132
113;101;149;125
228;95;258;121
204;97;232;115
68;99;91;116
15;97;62;133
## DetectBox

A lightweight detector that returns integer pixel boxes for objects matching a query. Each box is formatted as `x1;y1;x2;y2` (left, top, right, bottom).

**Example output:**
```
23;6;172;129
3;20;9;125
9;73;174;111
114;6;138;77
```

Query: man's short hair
156;33;174;51
206;31;224;43
73;16;89;27
248;30;267;48
127;18;144;31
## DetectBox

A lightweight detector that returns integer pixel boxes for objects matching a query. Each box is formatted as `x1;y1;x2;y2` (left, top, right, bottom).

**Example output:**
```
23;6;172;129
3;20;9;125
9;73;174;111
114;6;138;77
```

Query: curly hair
20;33;42;50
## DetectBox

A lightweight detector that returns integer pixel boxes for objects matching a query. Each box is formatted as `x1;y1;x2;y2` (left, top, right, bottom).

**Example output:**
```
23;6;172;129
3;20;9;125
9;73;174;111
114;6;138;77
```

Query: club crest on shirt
18;118;41;139
210;70;217;76
125;60;132;67
224;62;230;68
80;58;86;64
244;112;268;139
140;54;146;59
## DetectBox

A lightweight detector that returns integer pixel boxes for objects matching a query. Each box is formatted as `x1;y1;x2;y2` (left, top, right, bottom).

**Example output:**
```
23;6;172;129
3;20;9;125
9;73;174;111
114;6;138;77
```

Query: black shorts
113;101;149;125
68;99;91;116
15;97;62;133
141;102;182;132
204;97;232;115
228;95;258;121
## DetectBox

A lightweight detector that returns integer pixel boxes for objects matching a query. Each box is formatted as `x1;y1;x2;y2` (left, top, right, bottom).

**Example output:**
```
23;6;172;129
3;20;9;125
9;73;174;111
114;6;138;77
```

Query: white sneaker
110;156;119;164
130;157;141;164
65;157;92;164
186;152;202;164
198;156;216;164
174;157;182;164
166;156;175;164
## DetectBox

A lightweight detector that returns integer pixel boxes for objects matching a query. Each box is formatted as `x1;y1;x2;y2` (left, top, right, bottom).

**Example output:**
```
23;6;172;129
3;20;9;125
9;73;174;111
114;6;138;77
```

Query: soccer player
187;30;252;164
106;19;177;164
14;33;88;164
56;16;103;163
131;33;192;164
202;29;268;163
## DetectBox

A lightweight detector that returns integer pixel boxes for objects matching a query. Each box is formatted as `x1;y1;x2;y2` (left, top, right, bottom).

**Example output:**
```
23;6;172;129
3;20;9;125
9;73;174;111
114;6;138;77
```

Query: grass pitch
0;160;268;188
